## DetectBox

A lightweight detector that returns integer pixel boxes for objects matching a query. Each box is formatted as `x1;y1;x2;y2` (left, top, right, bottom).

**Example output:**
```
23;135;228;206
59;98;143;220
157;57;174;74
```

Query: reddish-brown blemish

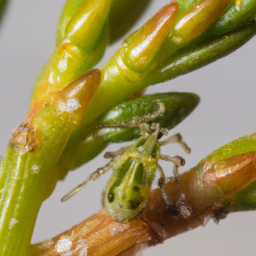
11;122;37;153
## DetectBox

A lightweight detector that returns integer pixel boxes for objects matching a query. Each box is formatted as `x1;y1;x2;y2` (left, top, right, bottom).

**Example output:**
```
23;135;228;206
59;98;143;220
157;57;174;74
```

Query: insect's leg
104;145;130;159
150;123;168;138
61;160;114;202
138;123;151;137
159;154;185;182
159;154;185;167
159;133;191;154
125;103;165;136
157;164;180;216
157;163;172;192
157;164;168;202
158;157;192;219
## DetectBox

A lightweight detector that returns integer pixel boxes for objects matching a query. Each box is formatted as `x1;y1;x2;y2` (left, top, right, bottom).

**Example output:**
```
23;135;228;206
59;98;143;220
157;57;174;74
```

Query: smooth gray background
0;0;255;255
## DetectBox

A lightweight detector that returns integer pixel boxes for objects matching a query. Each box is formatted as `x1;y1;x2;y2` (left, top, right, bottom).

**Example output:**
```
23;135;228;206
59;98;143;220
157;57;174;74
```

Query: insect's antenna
95;103;165;129
61;161;113;202
135;103;165;124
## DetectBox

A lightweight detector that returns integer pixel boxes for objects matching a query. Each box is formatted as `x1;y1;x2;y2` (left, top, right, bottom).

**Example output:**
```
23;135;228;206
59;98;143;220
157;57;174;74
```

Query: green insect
61;103;191;223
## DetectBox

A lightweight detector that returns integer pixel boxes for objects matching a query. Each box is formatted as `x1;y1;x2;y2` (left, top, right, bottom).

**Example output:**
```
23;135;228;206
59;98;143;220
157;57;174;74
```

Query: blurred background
0;0;255;255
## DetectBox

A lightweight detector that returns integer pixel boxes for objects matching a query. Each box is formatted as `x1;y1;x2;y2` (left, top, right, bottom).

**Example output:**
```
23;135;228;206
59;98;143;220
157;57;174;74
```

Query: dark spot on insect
108;193;114;203
157;131;164;140
130;197;143;210
116;181;122;187
133;186;140;192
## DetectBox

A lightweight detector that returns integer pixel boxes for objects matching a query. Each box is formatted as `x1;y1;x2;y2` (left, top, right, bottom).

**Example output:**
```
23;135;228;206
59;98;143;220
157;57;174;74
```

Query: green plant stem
0;70;100;256
0;146;55;255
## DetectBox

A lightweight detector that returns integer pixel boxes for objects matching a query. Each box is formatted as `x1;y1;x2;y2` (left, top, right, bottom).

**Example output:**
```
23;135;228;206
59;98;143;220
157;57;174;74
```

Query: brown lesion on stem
11;122;37;153
11;103;43;153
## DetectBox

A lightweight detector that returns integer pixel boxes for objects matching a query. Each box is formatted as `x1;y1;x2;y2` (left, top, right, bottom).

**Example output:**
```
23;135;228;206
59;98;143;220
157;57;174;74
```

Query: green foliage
0;0;255;255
